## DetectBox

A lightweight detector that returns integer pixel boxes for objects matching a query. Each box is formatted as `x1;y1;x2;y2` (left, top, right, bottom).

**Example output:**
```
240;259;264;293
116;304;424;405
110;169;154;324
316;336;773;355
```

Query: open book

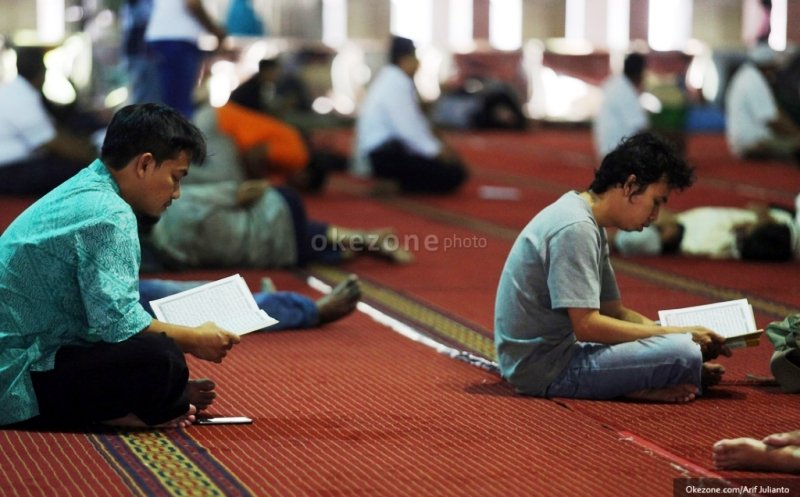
658;298;762;349
149;274;278;335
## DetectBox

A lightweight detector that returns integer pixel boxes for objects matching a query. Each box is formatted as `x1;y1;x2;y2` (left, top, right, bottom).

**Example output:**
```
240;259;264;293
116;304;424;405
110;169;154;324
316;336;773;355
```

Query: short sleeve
547;222;605;310
75;215;152;343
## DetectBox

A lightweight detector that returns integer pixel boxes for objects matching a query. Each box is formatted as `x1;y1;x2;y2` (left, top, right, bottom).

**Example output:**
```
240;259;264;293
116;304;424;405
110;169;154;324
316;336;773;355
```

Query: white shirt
725;63;778;157
0;77;56;167
677;207;798;259
353;65;441;176
592;74;648;159
145;0;204;42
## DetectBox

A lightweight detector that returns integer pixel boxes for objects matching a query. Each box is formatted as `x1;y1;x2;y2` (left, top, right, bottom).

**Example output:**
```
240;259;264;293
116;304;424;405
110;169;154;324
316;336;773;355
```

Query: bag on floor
766;314;800;392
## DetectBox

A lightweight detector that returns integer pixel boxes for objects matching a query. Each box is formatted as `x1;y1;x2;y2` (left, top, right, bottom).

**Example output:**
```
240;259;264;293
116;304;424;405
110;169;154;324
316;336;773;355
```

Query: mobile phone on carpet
196;416;253;425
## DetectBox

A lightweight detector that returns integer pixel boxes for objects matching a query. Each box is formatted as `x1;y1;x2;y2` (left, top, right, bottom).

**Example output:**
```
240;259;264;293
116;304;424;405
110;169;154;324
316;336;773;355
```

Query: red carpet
2;128;800;496
183;310;716;496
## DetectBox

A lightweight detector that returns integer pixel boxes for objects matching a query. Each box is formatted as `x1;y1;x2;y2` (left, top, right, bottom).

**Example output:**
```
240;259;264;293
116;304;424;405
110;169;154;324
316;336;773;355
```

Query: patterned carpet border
306;264;497;361
88;430;252;497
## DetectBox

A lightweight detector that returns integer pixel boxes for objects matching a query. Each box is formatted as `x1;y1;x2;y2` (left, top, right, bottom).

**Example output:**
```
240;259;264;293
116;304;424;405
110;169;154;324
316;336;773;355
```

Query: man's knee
135;333;188;383
653;333;703;383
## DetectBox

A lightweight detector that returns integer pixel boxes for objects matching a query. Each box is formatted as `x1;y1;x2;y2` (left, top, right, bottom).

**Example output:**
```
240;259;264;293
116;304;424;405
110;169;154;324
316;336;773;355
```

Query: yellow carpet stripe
309;264;497;360
612;259;800;318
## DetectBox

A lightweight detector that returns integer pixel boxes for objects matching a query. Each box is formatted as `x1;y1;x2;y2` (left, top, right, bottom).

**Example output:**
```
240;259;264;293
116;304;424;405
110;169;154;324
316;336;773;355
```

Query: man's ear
133;152;155;178
623;174;638;196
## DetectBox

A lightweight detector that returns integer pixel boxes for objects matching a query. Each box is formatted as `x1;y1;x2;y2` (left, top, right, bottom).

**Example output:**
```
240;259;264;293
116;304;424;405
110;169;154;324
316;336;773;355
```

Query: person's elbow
567;308;601;342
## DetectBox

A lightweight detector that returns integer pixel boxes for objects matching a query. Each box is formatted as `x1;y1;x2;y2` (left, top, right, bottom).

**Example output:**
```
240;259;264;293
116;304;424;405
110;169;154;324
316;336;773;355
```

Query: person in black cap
352;35;468;194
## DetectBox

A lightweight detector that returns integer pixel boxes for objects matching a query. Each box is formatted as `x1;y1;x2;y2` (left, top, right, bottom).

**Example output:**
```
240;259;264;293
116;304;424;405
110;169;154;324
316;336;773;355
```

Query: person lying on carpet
133;93;412;270
612;198;799;262
138;180;412;271
139;275;361;331
713;430;800;473
494;132;731;404
0;103;240;429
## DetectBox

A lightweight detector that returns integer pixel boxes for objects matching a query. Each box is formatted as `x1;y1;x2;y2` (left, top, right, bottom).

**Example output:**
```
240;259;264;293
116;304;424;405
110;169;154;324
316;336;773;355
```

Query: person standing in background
145;0;226;117
120;0;161;105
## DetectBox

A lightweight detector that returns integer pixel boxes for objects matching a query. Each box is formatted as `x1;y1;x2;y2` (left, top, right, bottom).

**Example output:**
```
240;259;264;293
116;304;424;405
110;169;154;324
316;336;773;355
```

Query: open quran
149;274;277;335
658;298;761;349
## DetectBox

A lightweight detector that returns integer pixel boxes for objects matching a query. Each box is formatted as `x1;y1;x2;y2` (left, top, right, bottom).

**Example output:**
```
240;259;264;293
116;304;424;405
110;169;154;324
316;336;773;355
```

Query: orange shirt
216;101;309;174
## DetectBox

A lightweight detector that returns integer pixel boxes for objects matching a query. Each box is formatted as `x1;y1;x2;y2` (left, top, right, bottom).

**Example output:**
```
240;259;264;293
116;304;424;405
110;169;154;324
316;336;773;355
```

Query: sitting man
613;199;799;261
494;132;730;403
0;103;240;429
593;52;650;160
229;55;349;187
0;45;97;195
193;101;312;188
725;43;800;163
352;36;468;194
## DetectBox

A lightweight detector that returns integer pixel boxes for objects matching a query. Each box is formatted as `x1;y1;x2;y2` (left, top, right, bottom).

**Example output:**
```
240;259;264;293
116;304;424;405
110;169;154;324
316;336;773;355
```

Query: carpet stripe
336;178;798;321
89;430;253;497
611;259;800;319
308;275;500;373
307;264;497;360
617;430;722;479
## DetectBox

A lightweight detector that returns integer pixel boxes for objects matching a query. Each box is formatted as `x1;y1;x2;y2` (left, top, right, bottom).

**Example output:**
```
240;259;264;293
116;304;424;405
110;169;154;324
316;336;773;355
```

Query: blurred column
473;0;489;41
37;0;65;43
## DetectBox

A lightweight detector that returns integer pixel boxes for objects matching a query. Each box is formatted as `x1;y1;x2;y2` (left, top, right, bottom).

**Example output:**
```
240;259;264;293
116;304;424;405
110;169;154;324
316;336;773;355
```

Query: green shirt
0;160;153;425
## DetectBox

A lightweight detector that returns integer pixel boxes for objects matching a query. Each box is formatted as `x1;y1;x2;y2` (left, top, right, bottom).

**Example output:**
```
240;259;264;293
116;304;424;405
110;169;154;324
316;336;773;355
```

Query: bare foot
328;226;414;264
702;362;726;388
370;179;400;197
187;378;216;411
713;437;800;473
764;430;800;447
625;384;698;403
316;275;361;325
102;404;198;429
365;228;414;264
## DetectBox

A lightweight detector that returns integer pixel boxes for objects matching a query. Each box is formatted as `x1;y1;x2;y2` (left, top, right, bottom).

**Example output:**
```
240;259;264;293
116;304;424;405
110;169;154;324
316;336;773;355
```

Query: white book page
149;274;278;335
658;298;756;338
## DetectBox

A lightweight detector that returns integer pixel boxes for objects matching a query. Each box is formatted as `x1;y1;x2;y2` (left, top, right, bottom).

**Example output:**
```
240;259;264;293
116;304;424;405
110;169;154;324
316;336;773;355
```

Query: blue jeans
147;40;202;117
139;279;319;330
544;333;703;399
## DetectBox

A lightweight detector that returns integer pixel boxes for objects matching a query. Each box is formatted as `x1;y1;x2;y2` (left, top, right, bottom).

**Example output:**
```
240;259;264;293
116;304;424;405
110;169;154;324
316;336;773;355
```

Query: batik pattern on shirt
0;159;152;425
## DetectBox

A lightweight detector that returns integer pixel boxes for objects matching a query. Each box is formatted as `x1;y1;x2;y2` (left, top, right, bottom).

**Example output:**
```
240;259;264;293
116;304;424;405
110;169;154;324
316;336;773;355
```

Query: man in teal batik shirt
0;103;241;428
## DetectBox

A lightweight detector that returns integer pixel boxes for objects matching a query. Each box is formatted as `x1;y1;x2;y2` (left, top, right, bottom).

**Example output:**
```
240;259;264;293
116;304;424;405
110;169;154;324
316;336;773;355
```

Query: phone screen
195;416;253;425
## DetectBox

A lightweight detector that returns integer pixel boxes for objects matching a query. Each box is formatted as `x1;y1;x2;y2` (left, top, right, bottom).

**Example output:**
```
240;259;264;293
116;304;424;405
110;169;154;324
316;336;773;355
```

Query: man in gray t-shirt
494;132;731;403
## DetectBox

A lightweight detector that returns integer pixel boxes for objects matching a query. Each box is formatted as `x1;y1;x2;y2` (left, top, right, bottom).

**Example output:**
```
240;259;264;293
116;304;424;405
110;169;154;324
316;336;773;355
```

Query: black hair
660;223;685;255
390;36;416;65
589;132;695;195
258;57;279;72
623;52;647;83
739;224;793;261
100;103;206;170
14;46;47;83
